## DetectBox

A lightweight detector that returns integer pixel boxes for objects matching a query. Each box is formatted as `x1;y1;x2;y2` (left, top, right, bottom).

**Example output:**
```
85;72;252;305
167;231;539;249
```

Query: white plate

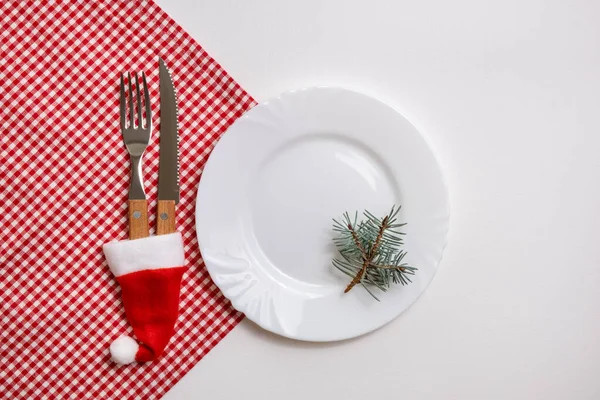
196;87;449;341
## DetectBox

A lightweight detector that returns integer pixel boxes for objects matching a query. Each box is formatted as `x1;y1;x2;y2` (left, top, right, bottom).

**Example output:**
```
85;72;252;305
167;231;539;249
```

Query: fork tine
134;72;142;128
119;73;126;130
142;72;151;129
127;72;134;127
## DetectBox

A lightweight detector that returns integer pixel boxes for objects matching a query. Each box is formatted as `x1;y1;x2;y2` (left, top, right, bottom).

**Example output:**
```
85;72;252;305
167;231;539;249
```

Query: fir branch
348;223;367;260
369;214;389;258
332;206;416;301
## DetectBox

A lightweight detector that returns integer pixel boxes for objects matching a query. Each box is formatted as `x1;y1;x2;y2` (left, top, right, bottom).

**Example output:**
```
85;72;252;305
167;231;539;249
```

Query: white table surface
157;0;600;399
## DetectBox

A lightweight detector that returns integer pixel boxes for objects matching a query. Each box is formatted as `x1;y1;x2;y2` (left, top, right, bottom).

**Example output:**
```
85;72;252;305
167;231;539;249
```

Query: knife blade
157;57;180;235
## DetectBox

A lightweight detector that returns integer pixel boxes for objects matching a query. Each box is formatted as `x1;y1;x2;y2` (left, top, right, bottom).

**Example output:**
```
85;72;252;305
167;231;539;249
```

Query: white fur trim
110;336;139;365
103;232;185;277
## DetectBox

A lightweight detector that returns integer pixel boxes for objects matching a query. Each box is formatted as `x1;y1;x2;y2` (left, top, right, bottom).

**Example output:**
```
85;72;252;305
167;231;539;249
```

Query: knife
157;57;180;235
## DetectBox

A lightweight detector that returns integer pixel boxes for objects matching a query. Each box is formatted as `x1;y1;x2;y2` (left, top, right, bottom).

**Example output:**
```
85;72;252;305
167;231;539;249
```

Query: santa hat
103;232;186;365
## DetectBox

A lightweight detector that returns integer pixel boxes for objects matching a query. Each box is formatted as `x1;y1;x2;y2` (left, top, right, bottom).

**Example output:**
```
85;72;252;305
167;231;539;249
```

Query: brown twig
344;260;369;293
368;215;389;259
369;263;407;270
348;223;367;259
345;216;390;293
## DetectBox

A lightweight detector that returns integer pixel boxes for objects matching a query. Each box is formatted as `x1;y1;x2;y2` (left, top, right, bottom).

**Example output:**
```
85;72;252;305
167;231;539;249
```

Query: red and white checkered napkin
0;1;255;398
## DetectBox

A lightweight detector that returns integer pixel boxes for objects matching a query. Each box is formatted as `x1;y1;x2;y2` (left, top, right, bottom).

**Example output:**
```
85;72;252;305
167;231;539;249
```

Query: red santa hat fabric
103;232;186;365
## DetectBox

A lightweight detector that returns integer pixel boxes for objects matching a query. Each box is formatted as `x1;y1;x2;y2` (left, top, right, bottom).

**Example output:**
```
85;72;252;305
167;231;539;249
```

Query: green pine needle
331;206;416;301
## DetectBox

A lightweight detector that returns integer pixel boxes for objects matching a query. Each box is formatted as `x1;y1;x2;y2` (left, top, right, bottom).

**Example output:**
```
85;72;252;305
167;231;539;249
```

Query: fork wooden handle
128;199;150;240
157;200;176;235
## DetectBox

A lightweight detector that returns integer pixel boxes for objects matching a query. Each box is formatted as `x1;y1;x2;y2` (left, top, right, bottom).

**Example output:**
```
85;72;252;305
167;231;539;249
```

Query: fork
120;72;151;240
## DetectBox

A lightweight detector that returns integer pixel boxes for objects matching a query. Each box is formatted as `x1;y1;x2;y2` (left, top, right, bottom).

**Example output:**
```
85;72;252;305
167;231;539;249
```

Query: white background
157;0;600;399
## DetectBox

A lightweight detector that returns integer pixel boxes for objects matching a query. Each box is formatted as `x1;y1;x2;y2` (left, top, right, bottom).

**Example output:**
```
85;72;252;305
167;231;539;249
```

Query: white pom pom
110;336;139;365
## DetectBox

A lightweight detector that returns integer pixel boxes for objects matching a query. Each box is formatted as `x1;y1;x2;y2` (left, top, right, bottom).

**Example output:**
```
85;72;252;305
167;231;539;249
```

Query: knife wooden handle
157;200;176;235
128;199;150;240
